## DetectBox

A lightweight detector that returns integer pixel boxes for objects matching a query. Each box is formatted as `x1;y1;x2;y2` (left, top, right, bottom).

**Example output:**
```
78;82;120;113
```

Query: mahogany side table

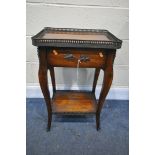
31;27;122;131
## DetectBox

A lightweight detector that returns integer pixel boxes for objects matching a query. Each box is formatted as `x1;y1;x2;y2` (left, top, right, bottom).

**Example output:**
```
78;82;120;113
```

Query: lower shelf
52;90;97;114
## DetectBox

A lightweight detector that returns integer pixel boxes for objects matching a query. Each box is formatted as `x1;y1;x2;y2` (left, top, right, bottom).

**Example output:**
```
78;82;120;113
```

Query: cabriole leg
38;48;52;131
92;68;100;93
96;52;116;130
49;67;56;94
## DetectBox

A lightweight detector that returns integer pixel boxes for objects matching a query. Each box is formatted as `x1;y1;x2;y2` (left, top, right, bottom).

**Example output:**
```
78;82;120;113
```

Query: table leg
38;48;52;131
92;68;100;93
49;67;56;93
96;52;116;130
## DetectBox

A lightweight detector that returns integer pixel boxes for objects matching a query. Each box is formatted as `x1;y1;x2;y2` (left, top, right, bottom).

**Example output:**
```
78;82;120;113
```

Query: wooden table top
32;27;122;49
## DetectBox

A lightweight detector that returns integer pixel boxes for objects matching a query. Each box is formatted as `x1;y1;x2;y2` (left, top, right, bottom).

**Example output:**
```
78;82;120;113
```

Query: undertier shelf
52;90;97;114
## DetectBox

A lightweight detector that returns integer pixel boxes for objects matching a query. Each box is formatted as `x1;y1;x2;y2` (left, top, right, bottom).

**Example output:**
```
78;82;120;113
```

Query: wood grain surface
52;90;97;114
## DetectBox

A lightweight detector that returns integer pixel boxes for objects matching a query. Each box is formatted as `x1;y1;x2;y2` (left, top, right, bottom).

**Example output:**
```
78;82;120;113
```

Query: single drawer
47;49;106;68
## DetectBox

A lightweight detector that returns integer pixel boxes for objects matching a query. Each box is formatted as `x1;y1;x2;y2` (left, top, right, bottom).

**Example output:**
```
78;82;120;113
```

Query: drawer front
47;49;106;68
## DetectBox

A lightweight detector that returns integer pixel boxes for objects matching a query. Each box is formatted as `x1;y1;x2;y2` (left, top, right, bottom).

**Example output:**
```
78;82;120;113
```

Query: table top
32;27;122;49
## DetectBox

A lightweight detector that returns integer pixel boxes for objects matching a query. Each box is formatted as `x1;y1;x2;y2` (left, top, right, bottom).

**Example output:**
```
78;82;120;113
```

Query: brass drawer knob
99;52;103;57
53;50;58;55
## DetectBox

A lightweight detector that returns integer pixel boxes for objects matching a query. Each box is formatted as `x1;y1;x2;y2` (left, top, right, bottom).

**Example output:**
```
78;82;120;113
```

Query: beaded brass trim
32;27;122;49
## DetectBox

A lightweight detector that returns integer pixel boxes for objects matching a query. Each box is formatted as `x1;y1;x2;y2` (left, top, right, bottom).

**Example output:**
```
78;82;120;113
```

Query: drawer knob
99;52;103;57
53;50;58;55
